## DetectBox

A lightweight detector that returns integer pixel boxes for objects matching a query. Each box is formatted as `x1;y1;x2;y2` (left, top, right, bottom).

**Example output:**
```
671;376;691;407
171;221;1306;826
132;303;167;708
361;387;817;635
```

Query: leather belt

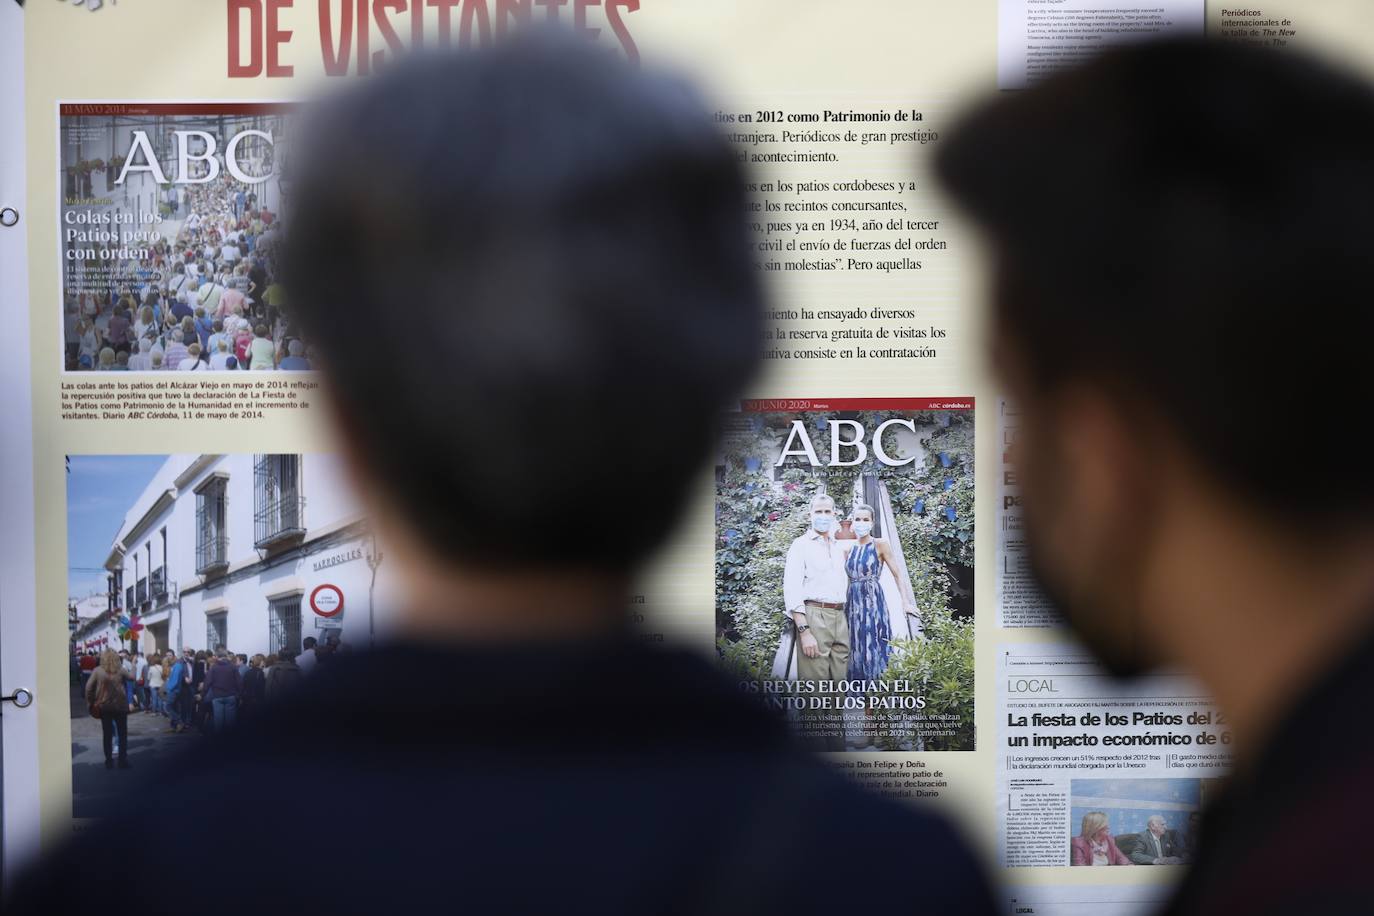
804;600;845;610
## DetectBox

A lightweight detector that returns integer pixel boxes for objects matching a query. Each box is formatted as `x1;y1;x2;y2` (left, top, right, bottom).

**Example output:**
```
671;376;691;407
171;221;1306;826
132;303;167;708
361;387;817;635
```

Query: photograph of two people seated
7;26;1374;916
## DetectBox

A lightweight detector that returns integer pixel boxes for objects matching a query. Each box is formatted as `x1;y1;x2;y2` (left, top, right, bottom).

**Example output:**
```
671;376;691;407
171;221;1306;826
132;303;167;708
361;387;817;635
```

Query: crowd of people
63;171;312;372
74;637;349;769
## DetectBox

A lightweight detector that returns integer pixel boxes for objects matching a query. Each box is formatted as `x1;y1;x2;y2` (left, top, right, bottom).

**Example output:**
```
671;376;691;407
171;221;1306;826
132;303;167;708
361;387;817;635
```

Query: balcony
196;520;229;578
195;479;230;578
135;577;148;606
254;490;306;550
253;455;306;551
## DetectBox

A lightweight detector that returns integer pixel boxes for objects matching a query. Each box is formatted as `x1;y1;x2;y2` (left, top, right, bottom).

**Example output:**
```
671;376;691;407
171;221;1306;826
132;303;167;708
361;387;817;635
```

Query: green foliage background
715;410;975;750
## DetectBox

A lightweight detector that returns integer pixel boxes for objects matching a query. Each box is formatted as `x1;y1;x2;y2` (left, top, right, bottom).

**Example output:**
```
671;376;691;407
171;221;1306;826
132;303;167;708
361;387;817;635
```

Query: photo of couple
715;401;975;751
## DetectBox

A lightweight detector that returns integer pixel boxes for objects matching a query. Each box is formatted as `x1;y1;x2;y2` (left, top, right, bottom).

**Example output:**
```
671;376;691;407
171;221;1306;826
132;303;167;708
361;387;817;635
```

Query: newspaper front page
997;646;1229;870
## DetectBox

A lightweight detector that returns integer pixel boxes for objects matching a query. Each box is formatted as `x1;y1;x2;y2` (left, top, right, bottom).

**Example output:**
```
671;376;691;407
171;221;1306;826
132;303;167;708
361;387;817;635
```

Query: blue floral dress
845;541;892;681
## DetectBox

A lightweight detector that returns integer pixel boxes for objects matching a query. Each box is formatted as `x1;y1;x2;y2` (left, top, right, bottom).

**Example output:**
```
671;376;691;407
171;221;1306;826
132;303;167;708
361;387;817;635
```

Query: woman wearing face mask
844;503;919;687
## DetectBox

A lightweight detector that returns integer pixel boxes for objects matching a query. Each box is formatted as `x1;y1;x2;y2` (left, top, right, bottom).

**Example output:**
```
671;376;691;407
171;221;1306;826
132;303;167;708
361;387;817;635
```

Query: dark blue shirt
6;636;997;915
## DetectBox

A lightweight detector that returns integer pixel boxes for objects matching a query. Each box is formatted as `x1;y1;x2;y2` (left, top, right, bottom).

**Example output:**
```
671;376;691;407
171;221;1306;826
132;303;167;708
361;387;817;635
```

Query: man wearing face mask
782;492;851;751
937;39;1374;915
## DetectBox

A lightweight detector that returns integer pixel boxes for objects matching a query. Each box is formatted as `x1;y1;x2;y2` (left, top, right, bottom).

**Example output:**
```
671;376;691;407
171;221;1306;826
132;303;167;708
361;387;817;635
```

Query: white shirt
782;528;850;616
297;648;317;673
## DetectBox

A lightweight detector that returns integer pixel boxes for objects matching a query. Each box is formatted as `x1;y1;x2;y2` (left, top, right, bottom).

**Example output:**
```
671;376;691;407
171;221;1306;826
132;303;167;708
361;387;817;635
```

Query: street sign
310;584;344;617
314;618;344;631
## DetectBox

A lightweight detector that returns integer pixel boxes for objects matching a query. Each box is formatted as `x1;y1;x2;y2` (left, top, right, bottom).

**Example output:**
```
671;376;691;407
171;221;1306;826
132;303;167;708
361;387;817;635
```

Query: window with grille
206;613;228;652
254;455;305;548
196;476;230;575
269;597;303;655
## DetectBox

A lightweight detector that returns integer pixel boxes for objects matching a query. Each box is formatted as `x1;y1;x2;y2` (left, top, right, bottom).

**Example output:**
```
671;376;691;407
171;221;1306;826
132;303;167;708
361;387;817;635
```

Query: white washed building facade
84;454;375;658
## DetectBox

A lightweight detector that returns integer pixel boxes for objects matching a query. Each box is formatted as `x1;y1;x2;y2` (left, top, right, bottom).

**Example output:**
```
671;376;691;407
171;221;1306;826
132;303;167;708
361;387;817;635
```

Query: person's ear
1048;382;1154;551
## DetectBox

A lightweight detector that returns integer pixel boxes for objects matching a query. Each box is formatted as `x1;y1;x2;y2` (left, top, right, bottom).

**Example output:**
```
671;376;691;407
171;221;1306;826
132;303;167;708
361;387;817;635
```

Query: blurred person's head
938;39;1374;747
284;35;760;637
100;650;120;676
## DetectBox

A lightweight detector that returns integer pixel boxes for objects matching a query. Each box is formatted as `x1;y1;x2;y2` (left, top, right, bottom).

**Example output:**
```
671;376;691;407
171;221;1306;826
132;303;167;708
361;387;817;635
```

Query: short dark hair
302;637;317;650
936;39;1374;522
285;36;761;570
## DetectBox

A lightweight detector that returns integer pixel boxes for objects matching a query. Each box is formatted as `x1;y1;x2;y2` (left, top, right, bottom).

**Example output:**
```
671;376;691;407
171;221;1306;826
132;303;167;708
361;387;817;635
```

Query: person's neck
392;558;631;644
1149;502;1374;762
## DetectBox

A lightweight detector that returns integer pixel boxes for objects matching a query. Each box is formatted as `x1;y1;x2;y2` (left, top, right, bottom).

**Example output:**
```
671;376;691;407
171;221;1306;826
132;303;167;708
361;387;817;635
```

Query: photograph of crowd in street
66;453;376;817
59;103;310;372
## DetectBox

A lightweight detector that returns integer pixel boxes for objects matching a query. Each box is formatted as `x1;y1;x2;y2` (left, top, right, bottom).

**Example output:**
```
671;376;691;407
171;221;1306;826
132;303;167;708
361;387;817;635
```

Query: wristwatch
796;624;811;634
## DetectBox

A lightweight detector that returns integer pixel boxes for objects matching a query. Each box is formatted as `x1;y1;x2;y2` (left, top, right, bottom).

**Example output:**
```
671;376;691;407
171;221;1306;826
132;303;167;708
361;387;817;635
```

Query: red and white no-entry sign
310;584;345;617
